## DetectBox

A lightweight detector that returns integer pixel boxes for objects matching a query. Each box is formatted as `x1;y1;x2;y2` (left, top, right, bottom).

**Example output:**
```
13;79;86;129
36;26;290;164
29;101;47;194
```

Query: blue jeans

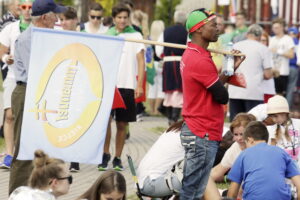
180;123;219;200
286;67;299;107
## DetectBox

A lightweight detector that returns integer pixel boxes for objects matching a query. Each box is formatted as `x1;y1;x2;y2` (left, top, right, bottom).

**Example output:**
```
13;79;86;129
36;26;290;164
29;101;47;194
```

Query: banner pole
125;38;246;57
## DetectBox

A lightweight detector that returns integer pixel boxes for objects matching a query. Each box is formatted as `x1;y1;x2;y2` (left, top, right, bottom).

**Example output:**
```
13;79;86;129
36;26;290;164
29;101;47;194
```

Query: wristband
1;54;9;64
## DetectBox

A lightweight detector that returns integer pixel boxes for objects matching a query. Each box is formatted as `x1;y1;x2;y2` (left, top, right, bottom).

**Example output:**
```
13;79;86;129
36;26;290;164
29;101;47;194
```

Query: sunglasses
57;175;73;184
90;15;101;20
20;4;32;10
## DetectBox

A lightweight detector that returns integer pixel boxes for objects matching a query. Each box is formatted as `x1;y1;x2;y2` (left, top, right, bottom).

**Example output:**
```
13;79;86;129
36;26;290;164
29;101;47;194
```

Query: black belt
16;81;26;85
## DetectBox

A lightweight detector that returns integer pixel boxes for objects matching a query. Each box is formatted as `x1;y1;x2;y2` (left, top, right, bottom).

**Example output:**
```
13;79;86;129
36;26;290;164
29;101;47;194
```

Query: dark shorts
112;88;136;122
274;75;288;94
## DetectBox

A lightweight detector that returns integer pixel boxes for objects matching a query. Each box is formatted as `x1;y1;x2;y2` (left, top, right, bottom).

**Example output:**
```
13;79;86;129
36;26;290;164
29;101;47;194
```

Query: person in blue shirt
227;121;300;200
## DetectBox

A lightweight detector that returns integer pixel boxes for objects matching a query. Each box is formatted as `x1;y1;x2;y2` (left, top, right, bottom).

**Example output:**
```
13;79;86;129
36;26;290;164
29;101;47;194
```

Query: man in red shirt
180;8;245;199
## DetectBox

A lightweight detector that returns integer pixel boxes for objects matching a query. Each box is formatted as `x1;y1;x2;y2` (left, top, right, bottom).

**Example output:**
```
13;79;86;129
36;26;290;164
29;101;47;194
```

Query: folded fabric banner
17;28;124;164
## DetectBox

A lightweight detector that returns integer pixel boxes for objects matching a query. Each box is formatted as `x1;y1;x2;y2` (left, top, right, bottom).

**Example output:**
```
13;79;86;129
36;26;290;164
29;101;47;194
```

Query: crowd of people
0;0;299;199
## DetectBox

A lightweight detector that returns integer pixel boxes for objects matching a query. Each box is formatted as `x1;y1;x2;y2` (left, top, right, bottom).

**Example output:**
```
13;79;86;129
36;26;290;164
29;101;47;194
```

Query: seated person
9;150;71;200
77;170;126;200
204;113;256;199
227;121;300;199
137;121;184;197
266;95;300;163
213;129;234;167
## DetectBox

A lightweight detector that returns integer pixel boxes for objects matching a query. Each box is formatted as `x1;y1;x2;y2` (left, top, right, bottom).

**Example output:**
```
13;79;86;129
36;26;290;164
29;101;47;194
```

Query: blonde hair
150;20;165;41
29;150;65;189
275;116;292;142
230;113;256;133
132;10;149;39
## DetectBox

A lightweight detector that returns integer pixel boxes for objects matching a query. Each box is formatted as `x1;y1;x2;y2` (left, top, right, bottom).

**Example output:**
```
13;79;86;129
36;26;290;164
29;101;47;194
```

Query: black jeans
229;98;263;121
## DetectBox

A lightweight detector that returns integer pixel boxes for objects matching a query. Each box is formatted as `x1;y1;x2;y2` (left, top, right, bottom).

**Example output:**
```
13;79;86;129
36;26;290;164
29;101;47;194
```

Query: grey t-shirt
13;25;32;83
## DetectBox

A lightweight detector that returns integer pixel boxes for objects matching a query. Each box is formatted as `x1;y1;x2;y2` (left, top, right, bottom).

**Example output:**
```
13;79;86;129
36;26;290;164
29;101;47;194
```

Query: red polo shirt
181;42;224;141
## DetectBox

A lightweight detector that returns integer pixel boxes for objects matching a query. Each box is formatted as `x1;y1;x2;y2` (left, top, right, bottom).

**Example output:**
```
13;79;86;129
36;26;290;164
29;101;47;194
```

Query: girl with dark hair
77;170;126;200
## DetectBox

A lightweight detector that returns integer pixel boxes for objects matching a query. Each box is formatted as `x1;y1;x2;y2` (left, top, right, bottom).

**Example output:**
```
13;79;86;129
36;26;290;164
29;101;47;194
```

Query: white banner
17;28;124;164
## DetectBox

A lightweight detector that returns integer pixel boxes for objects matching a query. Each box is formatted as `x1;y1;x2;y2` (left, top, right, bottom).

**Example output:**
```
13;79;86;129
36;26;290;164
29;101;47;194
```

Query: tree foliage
54;0;74;6
95;0;118;16
155;0;181;27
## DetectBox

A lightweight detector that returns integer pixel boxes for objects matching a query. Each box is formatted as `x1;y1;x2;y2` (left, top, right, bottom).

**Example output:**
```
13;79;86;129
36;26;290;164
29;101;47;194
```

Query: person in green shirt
231;11;248;43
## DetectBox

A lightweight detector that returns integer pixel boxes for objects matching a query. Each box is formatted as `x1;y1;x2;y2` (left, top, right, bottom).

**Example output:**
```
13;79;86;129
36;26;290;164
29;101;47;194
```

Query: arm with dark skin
208;49;245;104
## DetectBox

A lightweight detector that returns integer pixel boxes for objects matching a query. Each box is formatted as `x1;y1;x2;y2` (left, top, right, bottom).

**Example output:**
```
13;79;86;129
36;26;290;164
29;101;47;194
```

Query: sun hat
186;8;216;38
267;95;289;114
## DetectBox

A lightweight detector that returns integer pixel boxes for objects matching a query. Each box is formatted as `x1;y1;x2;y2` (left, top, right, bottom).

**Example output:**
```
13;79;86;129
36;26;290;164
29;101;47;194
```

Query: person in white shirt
80;2;108;34
269;18;295;96
228;24;273;121
98;3;145;171
266;95;300;165
260;31;276;103
9;150;71;200
0;0;32;169
137;121;184;197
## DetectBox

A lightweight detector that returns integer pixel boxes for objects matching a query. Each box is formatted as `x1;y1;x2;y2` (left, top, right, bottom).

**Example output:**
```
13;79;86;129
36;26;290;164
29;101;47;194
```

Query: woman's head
267;95;289;125
79;170;126;200
29;150;71;197
230;113;256;147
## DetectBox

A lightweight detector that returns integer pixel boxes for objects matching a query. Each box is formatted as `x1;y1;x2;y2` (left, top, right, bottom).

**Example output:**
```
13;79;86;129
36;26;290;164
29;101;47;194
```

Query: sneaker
112;157;124;171
98;153;111;171
0;154;13;169
69;162;80;172
136;113;143;122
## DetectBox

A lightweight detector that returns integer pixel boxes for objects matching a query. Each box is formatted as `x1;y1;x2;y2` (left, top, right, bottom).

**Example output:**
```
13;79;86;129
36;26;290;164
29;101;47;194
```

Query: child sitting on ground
77;170;126;200
227;121;300;200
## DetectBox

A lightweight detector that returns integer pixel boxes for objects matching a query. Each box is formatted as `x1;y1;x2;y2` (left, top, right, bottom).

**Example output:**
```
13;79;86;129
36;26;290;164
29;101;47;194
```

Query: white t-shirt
267;118;300;164
0;20;21;79
228;39;272;100
137;130;185;188
84;22;108;34
248;103;267;121
296;43;300;65
262;78;276;95
269;35;294;75
116;31;145;89
261;49;276;95
9;186;55;200
220;142;243;168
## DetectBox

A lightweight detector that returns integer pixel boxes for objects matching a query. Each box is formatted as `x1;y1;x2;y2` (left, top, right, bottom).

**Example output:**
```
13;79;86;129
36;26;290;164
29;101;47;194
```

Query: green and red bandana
19;0;34;3
186;8;216;34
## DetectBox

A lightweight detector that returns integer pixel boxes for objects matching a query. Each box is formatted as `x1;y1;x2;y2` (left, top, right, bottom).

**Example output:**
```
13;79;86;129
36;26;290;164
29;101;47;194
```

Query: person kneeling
137;121;185;197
